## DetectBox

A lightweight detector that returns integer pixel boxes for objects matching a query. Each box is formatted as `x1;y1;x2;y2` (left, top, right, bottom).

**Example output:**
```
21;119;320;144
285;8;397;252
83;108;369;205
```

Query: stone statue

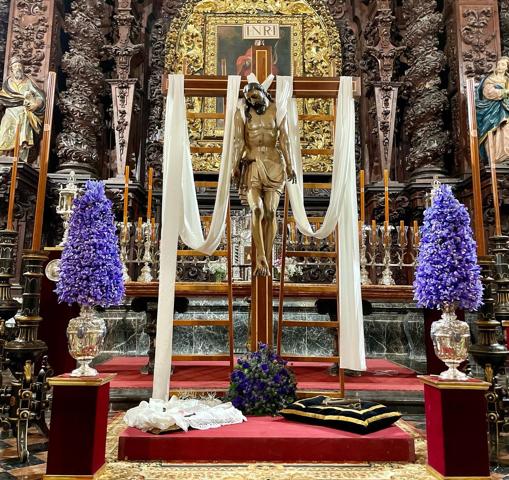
232;81;296;277
476;57;509;164
0;57;45;162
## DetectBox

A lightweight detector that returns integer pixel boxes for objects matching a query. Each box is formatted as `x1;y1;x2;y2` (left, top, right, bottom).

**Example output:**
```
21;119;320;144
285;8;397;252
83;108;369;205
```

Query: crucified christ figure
233;81;296;277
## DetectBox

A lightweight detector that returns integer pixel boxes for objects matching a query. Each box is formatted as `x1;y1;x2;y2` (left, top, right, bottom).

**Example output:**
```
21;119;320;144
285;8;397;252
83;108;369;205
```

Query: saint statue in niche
0;56;46;162
232;78;296;277
476;56;509;164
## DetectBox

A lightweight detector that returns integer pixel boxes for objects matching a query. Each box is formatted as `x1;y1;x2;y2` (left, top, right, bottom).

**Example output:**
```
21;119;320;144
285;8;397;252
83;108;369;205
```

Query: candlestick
371;219;377;244
413;220;419;246
384;169;389;224
487;133;502;236
123;166;129;226
147;167;153;221
360;169;365;224
6;124;20;230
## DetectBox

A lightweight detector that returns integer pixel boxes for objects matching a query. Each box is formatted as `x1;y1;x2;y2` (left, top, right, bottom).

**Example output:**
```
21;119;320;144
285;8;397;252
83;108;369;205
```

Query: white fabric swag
152;74;365;401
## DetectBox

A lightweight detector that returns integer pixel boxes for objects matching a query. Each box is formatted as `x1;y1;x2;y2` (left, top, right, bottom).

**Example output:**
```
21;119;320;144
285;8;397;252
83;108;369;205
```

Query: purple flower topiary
413;184;482;311
56;180;124;307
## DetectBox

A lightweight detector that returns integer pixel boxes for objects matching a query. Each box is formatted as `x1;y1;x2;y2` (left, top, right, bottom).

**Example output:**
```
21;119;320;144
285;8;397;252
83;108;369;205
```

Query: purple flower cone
56;180;125;307
413;184;482;311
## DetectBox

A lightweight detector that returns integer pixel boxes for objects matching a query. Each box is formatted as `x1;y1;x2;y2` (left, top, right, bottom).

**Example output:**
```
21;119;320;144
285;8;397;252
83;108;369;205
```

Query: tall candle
399;220;405;244
6;124;20;230
151;217;156;242
137;216;142;241
360;169;365;224
371;219;377;244
147;167;153;221
123;165;129;226
413;220;419;246
383;169;389;224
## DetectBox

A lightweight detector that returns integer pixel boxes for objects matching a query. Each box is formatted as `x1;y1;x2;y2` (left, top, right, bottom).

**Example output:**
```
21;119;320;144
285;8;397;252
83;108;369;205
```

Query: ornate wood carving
146;2;185;188
445;0;500;174
402;0;449;177
501;0;509;56
362;1;403;179
56;0;106;176
4;0;60;85
0;0;10;77
106;0;143;180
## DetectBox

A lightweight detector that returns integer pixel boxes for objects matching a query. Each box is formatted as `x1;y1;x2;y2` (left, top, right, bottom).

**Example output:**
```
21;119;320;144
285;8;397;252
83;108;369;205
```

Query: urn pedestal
44;374;115;479
420;375;491;479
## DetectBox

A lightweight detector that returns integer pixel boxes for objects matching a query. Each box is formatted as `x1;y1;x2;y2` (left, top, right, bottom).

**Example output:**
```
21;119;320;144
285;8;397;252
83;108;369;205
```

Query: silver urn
66;306;106;377
430;303;470;381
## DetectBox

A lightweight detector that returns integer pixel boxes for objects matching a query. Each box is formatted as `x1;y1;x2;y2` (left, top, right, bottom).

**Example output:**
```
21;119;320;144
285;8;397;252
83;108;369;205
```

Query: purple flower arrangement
413;184;482;311
227;343;297;415
56;180;125;307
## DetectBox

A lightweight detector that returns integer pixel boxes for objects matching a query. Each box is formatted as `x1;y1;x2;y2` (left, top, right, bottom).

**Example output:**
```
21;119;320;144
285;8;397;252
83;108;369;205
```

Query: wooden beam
190;146;333;155
125;281;414;301
162;75;361;99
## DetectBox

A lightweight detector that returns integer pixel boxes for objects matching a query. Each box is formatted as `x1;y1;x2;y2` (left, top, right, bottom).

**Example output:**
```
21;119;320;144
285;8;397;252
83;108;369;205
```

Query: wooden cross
163;46;360;349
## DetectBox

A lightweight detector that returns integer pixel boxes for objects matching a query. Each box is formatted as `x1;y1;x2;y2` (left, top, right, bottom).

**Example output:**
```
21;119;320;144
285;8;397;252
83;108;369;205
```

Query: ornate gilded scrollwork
164;0;342;173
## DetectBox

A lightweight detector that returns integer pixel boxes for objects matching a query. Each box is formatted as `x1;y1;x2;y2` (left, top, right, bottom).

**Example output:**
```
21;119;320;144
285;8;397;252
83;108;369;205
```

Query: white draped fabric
153;75;241;400
152;74;364;401
277;76;366;372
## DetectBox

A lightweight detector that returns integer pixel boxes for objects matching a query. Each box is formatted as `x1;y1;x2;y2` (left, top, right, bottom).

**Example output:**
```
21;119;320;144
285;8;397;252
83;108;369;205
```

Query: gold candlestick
123;166;129;226
6;124;20;231
360;169;365;224
147;167;153;222
383;169;389;225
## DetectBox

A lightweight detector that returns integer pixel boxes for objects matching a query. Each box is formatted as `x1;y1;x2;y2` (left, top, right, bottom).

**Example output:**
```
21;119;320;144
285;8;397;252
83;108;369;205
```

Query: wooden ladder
276;183;344;397
172;181;235;371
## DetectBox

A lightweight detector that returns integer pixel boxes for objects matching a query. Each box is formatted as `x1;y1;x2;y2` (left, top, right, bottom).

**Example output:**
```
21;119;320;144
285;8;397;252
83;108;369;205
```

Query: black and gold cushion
280;396;401;434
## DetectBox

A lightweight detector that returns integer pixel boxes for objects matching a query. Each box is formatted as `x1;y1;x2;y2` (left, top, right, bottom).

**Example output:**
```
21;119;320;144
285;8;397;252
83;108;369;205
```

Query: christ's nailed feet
254;256;270;277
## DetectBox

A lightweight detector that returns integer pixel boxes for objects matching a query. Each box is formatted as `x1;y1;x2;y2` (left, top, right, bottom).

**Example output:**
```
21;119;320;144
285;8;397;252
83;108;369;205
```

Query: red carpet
97;357;423;391
118;416;416;463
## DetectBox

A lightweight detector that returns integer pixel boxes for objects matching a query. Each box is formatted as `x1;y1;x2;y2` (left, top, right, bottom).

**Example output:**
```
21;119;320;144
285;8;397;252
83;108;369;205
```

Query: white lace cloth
124;397;247;433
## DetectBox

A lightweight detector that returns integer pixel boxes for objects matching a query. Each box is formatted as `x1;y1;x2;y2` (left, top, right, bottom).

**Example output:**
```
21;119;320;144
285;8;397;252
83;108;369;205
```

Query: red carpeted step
97;357;423;391
118;416;416;463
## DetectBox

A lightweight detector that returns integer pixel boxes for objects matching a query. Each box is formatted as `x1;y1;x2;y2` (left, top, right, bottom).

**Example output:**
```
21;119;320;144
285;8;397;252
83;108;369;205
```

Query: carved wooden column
445;0;500;175
401;0;449;180
0;0;10;77
56;0;106;176
4;0;61;84
106;0;142;180
146;1;184;188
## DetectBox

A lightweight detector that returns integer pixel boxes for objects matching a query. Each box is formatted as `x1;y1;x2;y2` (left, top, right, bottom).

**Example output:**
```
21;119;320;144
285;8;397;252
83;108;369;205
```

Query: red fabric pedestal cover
118;416;415;463
421;375;490;479
45;374;114;478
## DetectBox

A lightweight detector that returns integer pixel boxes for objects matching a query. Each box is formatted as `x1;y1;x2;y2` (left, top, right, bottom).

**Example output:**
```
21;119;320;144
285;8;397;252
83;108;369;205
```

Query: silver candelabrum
359;223;371;285
118;221;132;282
136;221;159;282
358;222;418;285
56;171;79;246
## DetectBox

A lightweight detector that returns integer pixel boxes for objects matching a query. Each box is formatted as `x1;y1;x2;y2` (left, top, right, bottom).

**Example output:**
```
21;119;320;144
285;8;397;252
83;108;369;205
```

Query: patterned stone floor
0;413;504;480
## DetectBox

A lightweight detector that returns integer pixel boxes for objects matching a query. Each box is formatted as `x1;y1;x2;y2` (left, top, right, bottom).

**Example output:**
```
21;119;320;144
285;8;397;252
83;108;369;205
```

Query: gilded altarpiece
164;0;343;173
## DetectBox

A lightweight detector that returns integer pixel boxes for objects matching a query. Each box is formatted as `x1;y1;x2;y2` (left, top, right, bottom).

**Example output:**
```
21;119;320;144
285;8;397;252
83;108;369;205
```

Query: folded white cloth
124;396;247;433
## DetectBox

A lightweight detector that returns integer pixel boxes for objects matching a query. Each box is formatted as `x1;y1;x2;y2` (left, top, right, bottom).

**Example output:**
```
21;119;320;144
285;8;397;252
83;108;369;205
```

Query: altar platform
97;357;424;410
118;415;416;463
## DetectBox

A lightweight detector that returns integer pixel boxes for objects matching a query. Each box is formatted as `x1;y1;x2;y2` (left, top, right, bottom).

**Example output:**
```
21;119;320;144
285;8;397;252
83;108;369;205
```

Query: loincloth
238;158;285;205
